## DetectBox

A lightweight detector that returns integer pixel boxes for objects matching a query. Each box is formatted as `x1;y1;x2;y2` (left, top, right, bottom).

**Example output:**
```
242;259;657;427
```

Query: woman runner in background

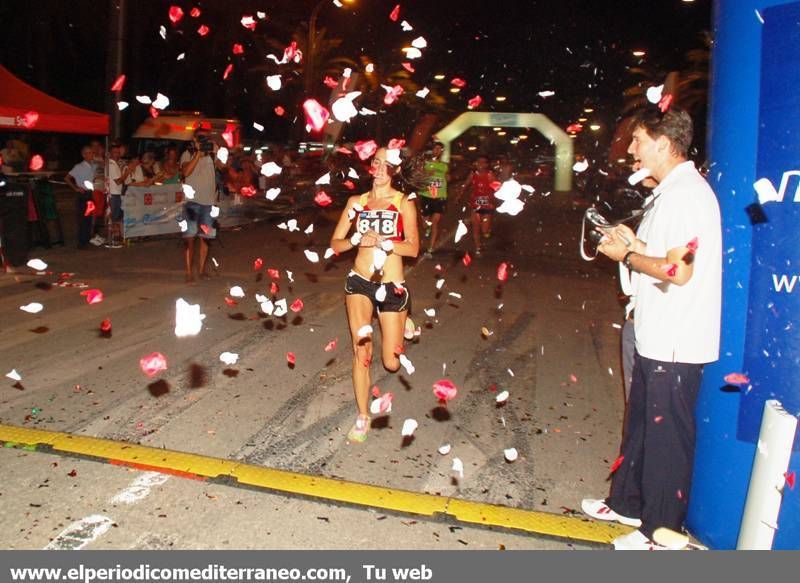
330;147;419;443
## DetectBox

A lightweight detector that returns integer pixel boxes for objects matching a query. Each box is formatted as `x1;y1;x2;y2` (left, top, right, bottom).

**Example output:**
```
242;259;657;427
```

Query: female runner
330;147;419;443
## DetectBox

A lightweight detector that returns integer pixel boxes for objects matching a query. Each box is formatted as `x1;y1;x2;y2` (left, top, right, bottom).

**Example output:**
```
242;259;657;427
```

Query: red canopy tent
0;65;108;135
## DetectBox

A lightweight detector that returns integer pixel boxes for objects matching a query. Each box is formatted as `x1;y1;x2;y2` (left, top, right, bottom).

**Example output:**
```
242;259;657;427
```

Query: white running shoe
581;498;642;528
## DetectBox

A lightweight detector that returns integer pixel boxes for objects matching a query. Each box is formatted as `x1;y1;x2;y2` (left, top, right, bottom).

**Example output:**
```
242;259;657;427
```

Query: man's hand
597;227;630;262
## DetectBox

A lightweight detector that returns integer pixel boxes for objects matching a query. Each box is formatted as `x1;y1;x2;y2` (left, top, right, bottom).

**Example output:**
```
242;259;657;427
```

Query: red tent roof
0;65;108;135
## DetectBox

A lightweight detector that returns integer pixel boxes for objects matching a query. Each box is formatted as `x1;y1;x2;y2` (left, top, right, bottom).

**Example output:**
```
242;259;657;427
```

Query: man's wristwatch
623;251;637;269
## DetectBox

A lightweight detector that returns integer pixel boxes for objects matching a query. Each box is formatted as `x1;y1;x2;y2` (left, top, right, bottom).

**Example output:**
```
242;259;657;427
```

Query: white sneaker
612;529;668;551
89;235;104;246
581;498;642;528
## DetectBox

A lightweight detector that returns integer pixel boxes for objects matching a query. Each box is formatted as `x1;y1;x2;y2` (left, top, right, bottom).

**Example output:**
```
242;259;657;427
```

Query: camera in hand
190;134;215;154
580;207;612;261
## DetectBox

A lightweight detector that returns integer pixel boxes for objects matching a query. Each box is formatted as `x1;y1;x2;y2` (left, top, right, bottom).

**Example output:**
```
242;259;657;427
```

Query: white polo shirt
633;161;722;364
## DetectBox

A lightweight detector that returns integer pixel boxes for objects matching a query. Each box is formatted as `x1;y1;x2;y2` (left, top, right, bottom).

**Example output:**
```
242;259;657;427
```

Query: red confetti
355;139;378;160
387;138;406;150
240;15;257;30
303;99;329;132
450;77;466;88
21;111;39;129
686;237;699;252
267;268;280;280
168;5;184;24
609;455;625;474
232;43;244;55
270;282;279;295
190;7;201;18
654;415;664;423
676;489;684;500
290;298;304;313
658;93;674;113
200;224;211;235
139;352;168;377
343;180;356;190
785;471;796;490
110;74;126;92
274;105;285;116
462;252;472;267
402;62;415;73
100;318;112;333
393;344;404;354
383;84;404;105
29;154;44;171
283;41;301;63
222;124;236;147
324;339;338;352
724;372;750;385
496;261;509;282
223;63;234;80
389;4;400;21
314;191;333;207
374;392;394;414
468;95;482;109
662;263;678;277
80;289;104;305
84;200;96;216
253;258;264;271
323;76;339;89
566;123;583;134
149;105;159;118
286;352;296;365
197;24;210;36
433;379;458;402
240;185;257;197
224;297;238;307
569;374;578;383
371;385;381;398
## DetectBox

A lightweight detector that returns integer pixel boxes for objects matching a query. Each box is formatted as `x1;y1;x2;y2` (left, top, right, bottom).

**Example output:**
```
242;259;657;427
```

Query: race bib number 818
357;210;399;238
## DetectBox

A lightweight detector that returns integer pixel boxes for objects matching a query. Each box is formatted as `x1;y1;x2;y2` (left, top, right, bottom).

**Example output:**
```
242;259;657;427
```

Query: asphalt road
0;191;627;550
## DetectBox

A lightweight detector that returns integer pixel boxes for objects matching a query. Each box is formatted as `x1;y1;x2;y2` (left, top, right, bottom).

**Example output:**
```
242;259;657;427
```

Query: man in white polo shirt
581;108;722;550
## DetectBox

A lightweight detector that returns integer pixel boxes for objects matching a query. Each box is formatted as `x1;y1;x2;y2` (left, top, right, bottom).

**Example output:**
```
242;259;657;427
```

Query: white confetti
6;369;21;381
304;223;314;235
438;443;451;455
315;172;331;185
266;75;282;91
304;250;319;263
175;298;205;337
608;367;614;376
646;84;664;104
401;418;418;437
219;352;239;366
435;279;445;290
116;101;129;111
210;205;220;218
216;147;229;164
348;167;360;180
402;47;422;59
454;220;468;243
573;159;589;173
159;26;167;40
628;167;652;185
255;294;268;304
331;91;361;123
83;180;94;190
399;354;415;375
504;448;519;462
496;390;509;403
229;286;245;298
538;90;555;98
324;247;336;259
152;93;170;110
357;324;373;338
415;87;430;99
452;457;464;478
401;20;413;31
27;259;47;271
386;149;402;166
411;36;427;49
494;179;522;201
176;52;185;61
507;368;515;377
273;298;288;318
266;187;281;200
755;9;764;24
287;219;299;232
753;178;781;205
375;285;387;303
261;161;283;177
496;198;525;216
448;292;462;299
380;238;394;252
182;183;196;200
253;122;264;131
372;248;388;271
178;219;188;232
424;308;436;318
260;299;274;315
19;302;43;314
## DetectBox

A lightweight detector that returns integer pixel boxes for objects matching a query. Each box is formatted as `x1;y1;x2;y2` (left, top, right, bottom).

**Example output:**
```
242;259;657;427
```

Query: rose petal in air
110;75;126;92
468;95;482;109
354;140;378;160
168;5;184;24
389;4;400;21
314;191;333;207
433;379;458;402
462;252;472;267
290;299;304;313
286;352;296;365
80;289;104;305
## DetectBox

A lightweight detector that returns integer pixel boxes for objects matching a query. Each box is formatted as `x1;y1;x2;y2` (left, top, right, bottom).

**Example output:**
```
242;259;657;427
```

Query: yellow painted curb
0;423;627;544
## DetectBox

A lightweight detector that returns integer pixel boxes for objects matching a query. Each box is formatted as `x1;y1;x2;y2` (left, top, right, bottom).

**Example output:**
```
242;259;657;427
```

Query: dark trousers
607;351;704;538
75;191;93;247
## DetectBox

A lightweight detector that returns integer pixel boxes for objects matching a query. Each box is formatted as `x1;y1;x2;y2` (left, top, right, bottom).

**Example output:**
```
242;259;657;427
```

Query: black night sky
0;0;711;150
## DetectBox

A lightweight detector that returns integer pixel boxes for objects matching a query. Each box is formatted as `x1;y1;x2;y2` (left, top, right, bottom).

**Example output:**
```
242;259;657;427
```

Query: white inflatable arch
434;112;573;191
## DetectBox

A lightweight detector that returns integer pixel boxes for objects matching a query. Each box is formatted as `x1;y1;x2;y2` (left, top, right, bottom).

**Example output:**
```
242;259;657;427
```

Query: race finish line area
0;423;625;546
